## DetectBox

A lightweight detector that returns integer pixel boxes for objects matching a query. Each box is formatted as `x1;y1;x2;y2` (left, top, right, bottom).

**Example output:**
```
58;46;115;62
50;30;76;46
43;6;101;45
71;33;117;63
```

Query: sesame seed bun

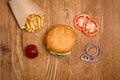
46;25;76;55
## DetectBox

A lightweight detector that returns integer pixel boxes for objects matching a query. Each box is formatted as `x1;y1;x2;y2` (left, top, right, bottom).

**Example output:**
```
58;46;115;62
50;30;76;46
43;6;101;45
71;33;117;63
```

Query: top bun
46;25;76;53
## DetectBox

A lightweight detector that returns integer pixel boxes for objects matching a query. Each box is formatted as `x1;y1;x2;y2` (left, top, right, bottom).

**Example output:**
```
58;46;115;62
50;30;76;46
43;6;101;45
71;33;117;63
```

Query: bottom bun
47;46;71;56
50;50;71;56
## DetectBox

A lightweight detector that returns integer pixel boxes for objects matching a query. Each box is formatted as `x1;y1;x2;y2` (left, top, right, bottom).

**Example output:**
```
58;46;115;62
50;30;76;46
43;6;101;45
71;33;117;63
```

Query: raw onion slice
80;43;102;63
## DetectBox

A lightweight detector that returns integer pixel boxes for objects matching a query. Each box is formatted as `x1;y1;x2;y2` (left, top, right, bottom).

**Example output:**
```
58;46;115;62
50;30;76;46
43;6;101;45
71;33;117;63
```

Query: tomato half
82;19;100;36
74;14;90;31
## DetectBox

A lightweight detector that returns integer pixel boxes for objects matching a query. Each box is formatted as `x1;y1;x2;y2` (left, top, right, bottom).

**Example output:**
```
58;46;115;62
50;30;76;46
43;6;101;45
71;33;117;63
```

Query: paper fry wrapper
9;0;44;29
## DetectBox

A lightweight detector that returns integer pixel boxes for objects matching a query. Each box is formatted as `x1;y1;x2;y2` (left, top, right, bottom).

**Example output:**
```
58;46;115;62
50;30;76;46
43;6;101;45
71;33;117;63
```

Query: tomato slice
74;14;90;31
82;19;100;36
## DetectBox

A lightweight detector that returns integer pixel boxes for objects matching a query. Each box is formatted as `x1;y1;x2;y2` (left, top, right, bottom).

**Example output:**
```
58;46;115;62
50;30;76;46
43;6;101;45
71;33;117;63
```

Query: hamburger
46;25;76;56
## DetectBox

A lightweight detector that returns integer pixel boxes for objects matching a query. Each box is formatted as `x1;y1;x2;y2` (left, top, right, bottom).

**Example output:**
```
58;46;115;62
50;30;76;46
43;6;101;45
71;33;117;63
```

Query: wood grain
0;0;120;80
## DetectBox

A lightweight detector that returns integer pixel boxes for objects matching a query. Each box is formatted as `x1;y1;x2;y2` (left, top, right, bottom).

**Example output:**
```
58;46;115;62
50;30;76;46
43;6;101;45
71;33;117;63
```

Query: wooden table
0;0;120;80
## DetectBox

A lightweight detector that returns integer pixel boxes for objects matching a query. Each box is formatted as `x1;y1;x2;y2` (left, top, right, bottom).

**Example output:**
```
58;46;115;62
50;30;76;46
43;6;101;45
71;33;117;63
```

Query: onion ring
80;43;102;63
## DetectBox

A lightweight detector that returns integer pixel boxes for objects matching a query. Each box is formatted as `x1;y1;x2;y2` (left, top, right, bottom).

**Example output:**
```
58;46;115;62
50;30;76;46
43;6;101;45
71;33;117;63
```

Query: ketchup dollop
25;44;38;58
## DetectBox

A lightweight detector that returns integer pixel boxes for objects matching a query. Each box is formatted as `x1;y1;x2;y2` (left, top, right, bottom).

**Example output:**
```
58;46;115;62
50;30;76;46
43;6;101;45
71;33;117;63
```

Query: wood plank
0;0;120;80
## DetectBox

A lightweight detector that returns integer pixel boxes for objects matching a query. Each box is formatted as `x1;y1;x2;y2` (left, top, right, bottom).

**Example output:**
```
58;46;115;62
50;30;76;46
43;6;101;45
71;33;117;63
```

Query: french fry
25;22;31;30
28;16;38;21
25;14;44;32
34;20;39;30
37;16;41;29
40;16;44;27
30;21;35;31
